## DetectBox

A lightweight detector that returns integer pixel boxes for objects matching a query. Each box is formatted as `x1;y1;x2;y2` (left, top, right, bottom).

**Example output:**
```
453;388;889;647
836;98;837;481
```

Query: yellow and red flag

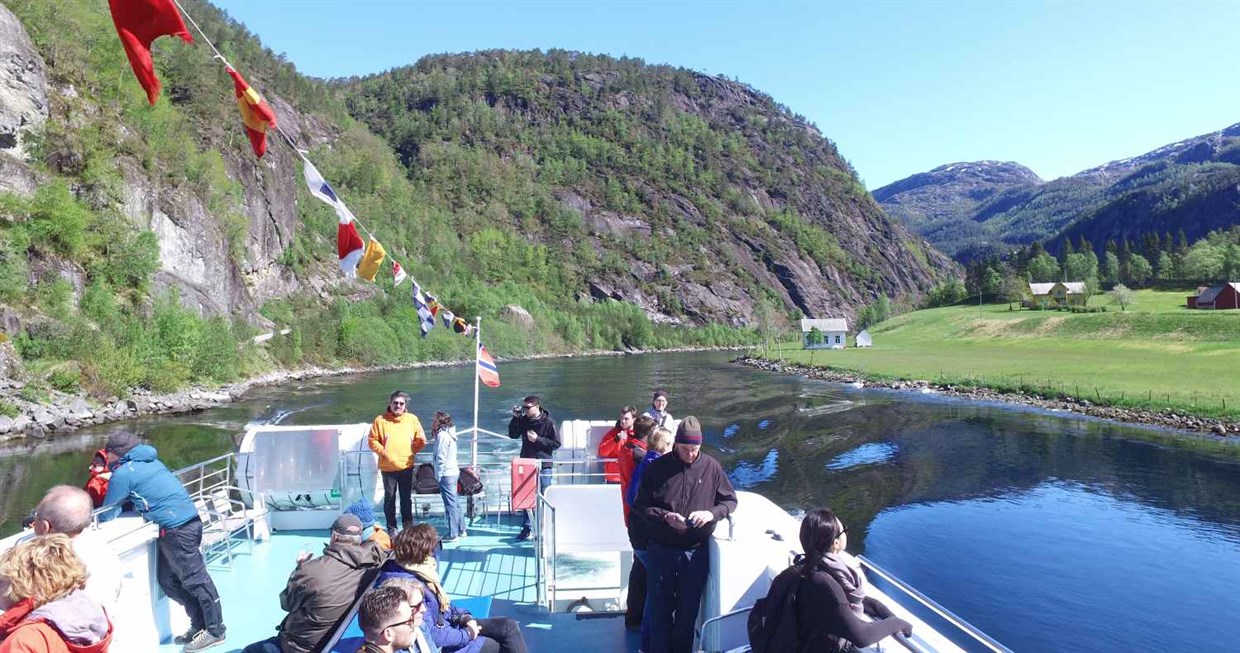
226;67;277;157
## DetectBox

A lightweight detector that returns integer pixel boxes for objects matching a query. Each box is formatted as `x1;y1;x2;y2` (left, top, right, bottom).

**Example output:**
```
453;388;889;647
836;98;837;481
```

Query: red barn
1190;283;1240;310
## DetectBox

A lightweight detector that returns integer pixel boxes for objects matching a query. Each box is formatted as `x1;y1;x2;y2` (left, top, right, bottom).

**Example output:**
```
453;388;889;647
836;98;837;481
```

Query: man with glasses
358;585;432;653
507;395;560;541
369;390;427;533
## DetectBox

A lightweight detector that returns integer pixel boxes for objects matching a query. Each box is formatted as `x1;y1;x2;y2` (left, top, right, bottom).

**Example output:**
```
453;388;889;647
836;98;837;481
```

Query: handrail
536;491;557;612
695;605;753;648
859;555;1012;653
89;453;237;537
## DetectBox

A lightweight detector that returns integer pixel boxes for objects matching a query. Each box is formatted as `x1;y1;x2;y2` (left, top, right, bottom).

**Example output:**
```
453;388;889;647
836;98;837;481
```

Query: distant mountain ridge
874;124;1240;261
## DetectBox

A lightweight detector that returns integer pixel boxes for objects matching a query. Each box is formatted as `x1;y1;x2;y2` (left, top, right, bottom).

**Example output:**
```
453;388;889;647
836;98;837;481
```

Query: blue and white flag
412;279;435;337
303;158;355;223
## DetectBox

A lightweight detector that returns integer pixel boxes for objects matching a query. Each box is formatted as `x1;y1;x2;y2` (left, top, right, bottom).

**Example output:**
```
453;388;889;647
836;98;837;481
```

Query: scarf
399;555;451;613
822;552;866;607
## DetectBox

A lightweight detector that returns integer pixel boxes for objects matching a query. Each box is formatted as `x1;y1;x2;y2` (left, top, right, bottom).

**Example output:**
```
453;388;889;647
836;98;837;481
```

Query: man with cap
99;432;228;652
243;513;386;653
632;416;737;653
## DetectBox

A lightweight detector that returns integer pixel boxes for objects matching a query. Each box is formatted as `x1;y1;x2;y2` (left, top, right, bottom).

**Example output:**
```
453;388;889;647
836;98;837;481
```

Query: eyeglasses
835;526;849;540
391;401;406;407
382;603;426;630
522;404;536;410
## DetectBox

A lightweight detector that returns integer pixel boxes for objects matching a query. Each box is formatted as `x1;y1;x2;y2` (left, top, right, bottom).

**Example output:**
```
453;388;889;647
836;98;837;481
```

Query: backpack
414;463;439;494
748;566;805;653
458;467;483;496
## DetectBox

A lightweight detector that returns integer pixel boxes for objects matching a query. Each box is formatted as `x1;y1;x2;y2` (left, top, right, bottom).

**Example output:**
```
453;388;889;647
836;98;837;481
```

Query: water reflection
825;442;899;470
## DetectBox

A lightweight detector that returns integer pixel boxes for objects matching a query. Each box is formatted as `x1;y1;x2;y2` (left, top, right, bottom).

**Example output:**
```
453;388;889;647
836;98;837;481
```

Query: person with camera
506;395;560;542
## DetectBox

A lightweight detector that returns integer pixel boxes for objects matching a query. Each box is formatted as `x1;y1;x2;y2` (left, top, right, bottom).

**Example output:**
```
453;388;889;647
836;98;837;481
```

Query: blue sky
212;0;1239;189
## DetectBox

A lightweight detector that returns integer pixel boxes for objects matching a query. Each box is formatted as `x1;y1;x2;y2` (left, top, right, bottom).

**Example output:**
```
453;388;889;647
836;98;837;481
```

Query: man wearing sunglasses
368;390;427;533
357;585;432;653
507;395;561;541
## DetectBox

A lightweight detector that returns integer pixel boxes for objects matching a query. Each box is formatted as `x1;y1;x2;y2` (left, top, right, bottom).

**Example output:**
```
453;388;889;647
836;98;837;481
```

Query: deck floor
157;513;639;653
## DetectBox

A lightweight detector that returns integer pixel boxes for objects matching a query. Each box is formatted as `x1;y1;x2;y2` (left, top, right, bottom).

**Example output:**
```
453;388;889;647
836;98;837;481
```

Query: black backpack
748;566;805;653
457;467;484;496
414;463;439;494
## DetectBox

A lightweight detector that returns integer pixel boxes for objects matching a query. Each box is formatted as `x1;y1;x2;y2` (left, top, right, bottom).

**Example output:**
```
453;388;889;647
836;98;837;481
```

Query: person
368;390;427;533
242;514;385;653
376;525;528;653
30;485;123;614
344;499;392;551
0;534;113;653
97;432;226;653
641;389;673;430
374;577;441;653
83;449;110;508
792;509;911;649
621;418;658;518
506;395;560;541
632;416;737;653
356;585;433;653
597;406;636;484
432;412;466;541
623;423;671;639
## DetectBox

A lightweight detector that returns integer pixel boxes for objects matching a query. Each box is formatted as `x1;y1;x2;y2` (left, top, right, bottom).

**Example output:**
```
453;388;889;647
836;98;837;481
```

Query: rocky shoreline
735;356;1240;438
0;346;744;443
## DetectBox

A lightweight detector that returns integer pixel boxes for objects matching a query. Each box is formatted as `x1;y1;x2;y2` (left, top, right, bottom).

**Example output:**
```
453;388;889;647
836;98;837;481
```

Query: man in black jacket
241;514;385;653
632;416;737;653
507;395;561;541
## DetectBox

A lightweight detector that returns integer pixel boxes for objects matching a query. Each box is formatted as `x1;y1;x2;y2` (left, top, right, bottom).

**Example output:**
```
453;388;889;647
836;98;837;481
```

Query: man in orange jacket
368;390;426;533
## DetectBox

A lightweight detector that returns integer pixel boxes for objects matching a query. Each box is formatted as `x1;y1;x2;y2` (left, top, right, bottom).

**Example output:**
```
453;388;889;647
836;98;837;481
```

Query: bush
48;366;81;393
0;400;20;418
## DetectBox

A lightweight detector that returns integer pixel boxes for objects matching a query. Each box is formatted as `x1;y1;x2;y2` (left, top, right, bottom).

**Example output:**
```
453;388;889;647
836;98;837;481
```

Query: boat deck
158;513;638;653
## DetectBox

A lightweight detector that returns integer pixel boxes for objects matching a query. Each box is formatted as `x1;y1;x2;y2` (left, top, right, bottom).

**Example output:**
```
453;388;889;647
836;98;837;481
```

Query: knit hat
343;499;377;527
331;513;363;536
652;389;668;400
104;432;140;458
675;416;703;445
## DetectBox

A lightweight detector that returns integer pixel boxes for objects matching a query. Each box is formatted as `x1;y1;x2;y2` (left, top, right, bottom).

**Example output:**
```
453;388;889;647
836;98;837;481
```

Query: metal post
472;316;481;471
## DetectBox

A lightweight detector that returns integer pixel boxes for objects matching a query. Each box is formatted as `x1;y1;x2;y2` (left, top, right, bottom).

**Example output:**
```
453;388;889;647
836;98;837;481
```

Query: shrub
48;366;82;393
0;400;19;418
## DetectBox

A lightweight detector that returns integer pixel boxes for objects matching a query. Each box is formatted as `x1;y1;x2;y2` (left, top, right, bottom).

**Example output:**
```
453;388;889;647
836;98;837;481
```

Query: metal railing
88;453;238;538
859;556;1012;653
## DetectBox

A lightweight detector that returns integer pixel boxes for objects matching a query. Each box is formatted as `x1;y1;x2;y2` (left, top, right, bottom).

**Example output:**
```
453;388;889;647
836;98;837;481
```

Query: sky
211;0;1240;189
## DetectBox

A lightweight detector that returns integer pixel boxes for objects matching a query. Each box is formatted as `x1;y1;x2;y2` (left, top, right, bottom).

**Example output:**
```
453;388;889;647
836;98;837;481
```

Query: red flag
477;343;500;388
226;68;278;157
337;218;365;277
108;0;193;105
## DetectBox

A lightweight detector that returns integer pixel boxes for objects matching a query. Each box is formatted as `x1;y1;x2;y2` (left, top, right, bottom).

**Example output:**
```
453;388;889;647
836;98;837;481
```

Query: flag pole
472;316;481;470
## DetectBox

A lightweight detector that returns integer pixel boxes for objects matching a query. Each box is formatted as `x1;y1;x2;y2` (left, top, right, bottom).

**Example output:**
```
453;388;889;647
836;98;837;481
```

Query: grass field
766;290;1240;420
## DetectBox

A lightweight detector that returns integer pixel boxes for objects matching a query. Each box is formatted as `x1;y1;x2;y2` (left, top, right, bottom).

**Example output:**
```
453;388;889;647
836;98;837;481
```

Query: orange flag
226;68;277;157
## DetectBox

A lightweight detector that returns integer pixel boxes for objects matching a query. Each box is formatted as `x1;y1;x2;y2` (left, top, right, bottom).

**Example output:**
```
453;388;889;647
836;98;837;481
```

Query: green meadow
767;290;1240;420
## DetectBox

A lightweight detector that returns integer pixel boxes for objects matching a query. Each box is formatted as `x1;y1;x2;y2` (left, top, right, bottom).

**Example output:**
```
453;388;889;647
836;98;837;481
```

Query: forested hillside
874;124;1240;262
0;0;950;410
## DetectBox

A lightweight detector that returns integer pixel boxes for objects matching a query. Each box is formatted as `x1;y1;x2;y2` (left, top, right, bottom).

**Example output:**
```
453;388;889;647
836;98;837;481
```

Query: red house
1188;283;1240;310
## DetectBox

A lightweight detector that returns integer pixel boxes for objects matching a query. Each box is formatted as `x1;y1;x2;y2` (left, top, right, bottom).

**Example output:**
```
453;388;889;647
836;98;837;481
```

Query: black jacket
507;408;561;468
277;540;385;653
632;451;737;549
795;562;910;650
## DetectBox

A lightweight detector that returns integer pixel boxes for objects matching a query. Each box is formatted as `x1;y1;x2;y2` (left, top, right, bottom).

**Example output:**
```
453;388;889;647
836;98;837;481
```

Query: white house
801;318;848;350
856;329;872;348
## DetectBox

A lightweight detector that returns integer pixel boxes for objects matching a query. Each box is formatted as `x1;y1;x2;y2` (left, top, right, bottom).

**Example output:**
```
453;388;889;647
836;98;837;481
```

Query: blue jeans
440;474;464;538
644;542;711;653
522;467;553;530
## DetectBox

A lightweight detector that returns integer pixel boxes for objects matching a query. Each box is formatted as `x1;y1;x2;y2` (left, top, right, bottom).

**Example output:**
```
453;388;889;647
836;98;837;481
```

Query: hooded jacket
507;408;560;468
0;590;113;653
277;539;385;653
97;444;198;529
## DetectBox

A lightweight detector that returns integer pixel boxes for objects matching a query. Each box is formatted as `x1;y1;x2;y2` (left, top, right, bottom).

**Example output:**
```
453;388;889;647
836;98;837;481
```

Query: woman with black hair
794;509;912;650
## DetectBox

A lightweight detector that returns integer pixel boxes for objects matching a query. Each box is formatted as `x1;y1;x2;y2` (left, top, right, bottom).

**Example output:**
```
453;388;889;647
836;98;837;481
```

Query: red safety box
511;457;539;511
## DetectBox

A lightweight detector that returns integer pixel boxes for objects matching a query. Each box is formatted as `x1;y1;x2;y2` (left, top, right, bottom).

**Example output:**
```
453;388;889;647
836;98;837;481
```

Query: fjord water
2;352;1238;651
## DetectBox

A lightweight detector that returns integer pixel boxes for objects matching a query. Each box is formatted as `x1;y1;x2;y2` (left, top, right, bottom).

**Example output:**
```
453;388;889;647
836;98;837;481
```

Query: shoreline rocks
735;356;1240;438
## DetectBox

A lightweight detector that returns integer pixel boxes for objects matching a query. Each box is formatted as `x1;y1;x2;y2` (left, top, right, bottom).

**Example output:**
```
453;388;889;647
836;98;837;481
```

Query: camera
512;405;522;416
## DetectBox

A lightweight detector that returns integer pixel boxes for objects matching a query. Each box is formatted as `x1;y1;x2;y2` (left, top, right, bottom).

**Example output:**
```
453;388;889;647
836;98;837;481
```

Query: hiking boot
173;629;199;645
516;526;532;541
183;629;226;653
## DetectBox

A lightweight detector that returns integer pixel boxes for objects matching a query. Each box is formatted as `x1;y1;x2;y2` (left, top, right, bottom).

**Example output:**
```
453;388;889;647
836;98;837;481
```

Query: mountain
874;124;1240;261
0;0;953;398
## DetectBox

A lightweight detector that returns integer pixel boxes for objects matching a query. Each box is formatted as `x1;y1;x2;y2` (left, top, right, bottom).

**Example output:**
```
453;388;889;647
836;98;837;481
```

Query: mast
472;316;481;470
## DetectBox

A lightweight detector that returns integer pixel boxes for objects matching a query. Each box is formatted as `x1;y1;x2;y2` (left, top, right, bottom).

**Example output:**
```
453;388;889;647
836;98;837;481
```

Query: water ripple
729;449;779;488
825;442;899;470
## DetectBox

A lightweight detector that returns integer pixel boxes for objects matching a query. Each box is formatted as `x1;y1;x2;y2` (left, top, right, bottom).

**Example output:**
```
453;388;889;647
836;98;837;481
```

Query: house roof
1028;282;1087;296
1196;283;1238;304
800;318;848;332
1028;283;1056;295
1061;282;1087;294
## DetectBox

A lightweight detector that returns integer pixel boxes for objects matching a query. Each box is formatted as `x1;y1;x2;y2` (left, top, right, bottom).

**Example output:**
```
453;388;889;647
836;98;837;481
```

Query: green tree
1026;253;1060;283
1128;254;1154;287
806;326;824;346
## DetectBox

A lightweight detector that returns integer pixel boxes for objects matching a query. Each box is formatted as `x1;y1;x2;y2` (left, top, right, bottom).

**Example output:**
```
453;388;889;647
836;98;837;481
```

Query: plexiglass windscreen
252;428;340;493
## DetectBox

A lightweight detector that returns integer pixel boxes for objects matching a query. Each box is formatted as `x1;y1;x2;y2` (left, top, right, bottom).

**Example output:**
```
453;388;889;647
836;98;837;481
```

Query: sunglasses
522;404;536;410
382;602;426;630
391;401;406;407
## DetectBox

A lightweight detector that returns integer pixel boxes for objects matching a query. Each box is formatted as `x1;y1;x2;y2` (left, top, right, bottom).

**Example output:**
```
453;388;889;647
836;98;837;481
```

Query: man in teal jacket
99;432;227;652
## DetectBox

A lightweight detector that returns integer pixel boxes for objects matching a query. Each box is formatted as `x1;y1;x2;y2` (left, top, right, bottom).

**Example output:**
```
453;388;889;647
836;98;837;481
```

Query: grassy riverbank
761;290;1240;420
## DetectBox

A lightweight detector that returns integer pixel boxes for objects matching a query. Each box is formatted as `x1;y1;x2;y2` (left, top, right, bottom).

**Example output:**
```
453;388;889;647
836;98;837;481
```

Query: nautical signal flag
392;261;407;286
477;343;500;388
108;0;193;105
303;159;356;223
357;238;387;282
412;280;435;337
337;218;365;278
226;68;277;157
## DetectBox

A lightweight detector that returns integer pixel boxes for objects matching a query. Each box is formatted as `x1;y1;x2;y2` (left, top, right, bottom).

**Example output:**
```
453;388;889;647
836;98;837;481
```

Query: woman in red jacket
0;534;113;653
596;406;636;484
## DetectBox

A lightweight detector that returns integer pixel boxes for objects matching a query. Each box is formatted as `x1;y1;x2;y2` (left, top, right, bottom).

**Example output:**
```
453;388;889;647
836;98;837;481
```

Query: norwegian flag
391;260;407;286
477;342;500;388
412;280;435;337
